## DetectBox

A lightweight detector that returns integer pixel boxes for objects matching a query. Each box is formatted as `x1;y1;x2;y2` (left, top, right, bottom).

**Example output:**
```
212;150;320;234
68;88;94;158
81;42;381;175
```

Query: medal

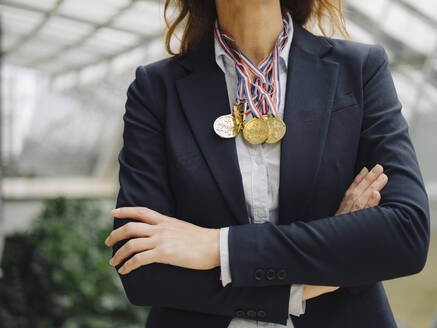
213;114;239;138
213;103;244;138
242;117;270;145
214;13;291;144
263;114;286;143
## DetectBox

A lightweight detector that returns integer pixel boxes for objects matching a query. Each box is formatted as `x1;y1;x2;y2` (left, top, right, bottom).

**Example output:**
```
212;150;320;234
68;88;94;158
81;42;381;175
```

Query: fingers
105;222;156;247
362;172;388;209
353;164;384;197
112;206;166;225
302;284;340;301
365;190;381;208
336;167;368;214
341;164;384;214
110;237;156;267
117;248;159;275
349;166;369;190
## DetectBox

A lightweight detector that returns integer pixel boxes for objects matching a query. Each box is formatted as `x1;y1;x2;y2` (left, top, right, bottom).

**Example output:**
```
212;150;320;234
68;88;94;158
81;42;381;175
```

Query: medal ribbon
214;13;290;119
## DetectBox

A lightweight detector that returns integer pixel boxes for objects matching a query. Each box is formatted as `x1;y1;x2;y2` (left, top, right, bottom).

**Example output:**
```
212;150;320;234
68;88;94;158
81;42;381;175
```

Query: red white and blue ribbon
214;13;290;119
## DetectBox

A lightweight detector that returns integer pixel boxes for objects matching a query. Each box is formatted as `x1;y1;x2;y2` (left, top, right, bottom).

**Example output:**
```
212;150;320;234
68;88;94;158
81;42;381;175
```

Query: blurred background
0;0;436;327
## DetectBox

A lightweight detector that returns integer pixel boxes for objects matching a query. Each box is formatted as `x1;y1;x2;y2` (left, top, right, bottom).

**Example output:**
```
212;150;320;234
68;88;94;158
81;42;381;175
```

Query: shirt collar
214;11;294;75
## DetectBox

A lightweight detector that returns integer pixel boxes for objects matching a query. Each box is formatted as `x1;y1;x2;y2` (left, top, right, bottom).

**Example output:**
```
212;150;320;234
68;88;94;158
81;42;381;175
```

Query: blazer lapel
176;34;250;226
277;21;340;225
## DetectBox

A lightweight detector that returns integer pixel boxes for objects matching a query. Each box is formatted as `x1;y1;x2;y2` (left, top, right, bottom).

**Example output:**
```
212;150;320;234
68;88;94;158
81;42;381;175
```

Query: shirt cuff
289;284;306;316
219;227;232;287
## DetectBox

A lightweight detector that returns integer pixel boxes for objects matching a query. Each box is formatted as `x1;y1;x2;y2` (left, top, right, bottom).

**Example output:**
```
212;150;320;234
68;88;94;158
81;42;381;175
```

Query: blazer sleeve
111;65;293;326
226;44;431;288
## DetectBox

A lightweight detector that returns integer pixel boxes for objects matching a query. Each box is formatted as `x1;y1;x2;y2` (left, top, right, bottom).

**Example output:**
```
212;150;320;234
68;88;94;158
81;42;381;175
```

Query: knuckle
353;201;363;210
348;190;358;200
131;254;141;265
345;189;354;199
121;224;130;234
124;222;133;232
124;240;134;251
364;174;373;183
135;208;143;217
373;191;381;200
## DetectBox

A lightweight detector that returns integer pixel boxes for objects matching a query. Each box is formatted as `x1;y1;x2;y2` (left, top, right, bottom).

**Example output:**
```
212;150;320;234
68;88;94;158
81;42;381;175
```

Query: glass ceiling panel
345;0;389;20
78;62;109;85
81;27;140;55
1;6;45;39
112;1;163;35
346;0;437;55
381;2;437;54
402;0;437;22
58;0;127;25
1;34;20;50
3;0;59;11
93;27;139;46
37;16;94;45
67;44;114;57
51;48;100;67
14;40;64;60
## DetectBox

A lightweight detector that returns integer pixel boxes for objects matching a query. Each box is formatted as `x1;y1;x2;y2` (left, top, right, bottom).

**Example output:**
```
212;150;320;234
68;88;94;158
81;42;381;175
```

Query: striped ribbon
214;14;290;119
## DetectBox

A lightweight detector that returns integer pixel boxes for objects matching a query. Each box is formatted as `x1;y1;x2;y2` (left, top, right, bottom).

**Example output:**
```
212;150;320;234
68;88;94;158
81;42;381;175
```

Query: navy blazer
112;19;430;328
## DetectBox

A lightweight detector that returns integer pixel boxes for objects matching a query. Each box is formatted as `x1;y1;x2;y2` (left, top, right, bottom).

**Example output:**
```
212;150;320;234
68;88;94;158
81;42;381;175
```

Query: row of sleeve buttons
235;309;267;318
254;268;287;281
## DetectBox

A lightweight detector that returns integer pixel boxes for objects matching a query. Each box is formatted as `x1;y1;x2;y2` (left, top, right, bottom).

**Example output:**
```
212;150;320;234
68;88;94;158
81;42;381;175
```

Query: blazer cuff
289;284;306;316
219;227;232;287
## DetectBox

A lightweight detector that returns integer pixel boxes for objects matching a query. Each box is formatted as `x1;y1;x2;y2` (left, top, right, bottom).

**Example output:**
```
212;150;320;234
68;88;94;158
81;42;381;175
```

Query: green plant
0;197;147;328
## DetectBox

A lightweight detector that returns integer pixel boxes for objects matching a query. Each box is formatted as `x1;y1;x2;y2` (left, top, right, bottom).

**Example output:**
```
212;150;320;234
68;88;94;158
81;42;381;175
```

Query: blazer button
254;268;264;280
247;309;257;318
257;310;267;318
235;309;245;317
266;268;276;280
277;269;287;280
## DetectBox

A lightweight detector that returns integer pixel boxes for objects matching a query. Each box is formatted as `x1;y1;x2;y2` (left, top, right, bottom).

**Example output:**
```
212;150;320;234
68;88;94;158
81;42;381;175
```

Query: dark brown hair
164;0;349;56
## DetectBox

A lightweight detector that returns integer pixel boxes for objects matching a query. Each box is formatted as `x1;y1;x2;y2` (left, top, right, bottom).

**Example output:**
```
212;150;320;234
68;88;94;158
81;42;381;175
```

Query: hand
302;284;340;301
105;207;220;274
335;164;387;216
302;164;388;301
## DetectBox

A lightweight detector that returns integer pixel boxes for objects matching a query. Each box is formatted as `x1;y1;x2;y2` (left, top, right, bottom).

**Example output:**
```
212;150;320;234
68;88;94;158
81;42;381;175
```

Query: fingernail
360;167;367;175
377;173;387;181
374;164;383;172
109;258;114;265
111;208;120;215
118;266;125;274
104;237;109;246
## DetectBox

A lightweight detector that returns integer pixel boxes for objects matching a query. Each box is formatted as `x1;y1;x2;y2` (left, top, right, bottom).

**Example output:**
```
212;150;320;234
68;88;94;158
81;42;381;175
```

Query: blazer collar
175;20;339;226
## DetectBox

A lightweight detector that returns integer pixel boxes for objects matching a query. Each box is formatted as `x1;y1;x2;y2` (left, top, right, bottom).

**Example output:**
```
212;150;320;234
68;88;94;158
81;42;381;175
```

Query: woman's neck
215;0;284;65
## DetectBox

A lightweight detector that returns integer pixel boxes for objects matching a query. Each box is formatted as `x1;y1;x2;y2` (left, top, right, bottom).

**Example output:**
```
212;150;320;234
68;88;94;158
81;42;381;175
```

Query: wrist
207;228;221;268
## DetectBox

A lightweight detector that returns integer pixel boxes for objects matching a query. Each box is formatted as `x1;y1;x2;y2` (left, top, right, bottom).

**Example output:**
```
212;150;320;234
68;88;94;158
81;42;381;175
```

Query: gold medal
263;114;286;143
242;116;271;144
